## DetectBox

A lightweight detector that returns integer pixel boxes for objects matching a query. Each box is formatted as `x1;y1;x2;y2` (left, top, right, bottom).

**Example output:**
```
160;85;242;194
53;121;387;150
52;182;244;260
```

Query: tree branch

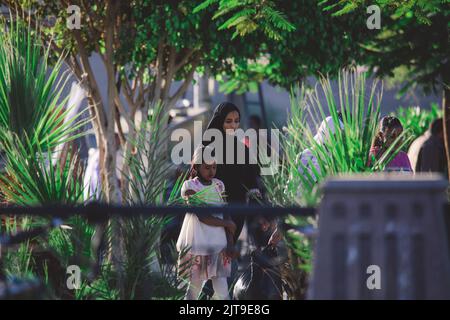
73;29;107;137
174;48;195;75
114;83;134;131
168;53;201;108
153;39;165;103
162;45;176;101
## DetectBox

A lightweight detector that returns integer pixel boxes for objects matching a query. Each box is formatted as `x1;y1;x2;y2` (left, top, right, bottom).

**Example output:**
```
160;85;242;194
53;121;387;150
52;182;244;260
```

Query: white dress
176;177;231;280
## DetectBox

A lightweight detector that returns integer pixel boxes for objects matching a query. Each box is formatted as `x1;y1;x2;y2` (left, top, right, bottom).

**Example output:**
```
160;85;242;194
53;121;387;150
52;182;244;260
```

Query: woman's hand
224;245;240;259
225;220;237;236
247;188;262;203
268;228;283;246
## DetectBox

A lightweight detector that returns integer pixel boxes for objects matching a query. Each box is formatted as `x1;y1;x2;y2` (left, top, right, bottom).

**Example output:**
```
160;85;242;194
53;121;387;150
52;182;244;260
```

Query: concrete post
309;173;450;299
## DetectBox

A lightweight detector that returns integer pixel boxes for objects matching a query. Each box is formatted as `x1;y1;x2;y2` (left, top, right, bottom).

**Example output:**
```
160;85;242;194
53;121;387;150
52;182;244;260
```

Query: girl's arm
184;183;235;232
185;188;235;232
184;188;232;229
197;215;235;235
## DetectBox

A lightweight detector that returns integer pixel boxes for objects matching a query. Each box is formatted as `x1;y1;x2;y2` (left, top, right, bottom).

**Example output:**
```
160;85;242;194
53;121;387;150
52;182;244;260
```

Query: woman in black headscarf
203;102;261;243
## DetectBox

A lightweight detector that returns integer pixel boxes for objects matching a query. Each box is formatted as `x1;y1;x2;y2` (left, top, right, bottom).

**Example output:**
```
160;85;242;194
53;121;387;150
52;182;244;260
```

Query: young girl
176;146;237;300
369;116;412;172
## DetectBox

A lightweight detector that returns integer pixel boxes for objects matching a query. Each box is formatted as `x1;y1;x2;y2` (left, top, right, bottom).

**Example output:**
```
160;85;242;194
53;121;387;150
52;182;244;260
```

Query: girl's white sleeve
214;179;226;203
180;180;191;199
216;179;225;193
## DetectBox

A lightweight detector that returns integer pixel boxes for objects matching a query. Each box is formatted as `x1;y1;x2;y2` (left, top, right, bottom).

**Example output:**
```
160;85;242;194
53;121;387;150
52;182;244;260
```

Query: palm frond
0;13;87;150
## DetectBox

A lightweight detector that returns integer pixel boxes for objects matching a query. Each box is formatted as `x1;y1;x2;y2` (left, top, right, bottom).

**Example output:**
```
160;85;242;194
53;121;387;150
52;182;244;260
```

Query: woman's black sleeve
244;145;260;190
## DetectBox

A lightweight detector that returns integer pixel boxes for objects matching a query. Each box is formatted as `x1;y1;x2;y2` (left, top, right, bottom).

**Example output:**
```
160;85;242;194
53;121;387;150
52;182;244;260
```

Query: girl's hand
183;189;196;204
183;190;196;198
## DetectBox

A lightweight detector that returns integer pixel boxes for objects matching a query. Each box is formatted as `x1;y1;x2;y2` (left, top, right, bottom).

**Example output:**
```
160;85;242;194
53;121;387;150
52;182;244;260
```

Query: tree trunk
193;71;212;110
104;0;124;297
120;115;137;203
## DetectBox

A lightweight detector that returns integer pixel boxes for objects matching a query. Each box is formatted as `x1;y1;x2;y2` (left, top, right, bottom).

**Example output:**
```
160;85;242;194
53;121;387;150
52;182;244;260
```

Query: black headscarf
206;102;241;134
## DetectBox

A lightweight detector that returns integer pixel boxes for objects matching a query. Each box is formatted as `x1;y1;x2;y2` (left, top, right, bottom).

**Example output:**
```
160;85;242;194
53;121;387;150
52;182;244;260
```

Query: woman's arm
239;139;260;191
223;214;235;243
223;214;239;258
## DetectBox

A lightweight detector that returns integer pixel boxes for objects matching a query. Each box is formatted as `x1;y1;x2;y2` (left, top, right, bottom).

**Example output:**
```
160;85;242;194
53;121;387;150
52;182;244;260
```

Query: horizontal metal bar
0;203;316;221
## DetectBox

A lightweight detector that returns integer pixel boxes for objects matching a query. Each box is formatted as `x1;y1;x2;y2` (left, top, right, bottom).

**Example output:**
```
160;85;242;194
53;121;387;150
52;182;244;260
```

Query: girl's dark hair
189;148;201;179
371;116;403;148
371;131;384;148
189;145;215;179
372;116;403;147
189;164;199;179
380;116;402;132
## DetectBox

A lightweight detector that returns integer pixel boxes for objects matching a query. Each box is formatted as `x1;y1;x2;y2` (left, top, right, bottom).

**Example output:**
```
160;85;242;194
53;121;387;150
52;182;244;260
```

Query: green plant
265;69;412;207
0;216;35;278
0;15;89;298
0;136;84;206
75;263;119;300
0;15;86;149
0;14;87;204
194;0;295;40
391;103;442;148
263;69;411;299
72;103;189;300
281;222;314;299
119;103;177;299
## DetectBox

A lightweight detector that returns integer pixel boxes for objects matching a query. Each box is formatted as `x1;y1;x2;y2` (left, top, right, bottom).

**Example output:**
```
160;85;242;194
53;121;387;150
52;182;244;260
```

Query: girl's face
223;111;240;134
384;127;402;145
197;161;217;181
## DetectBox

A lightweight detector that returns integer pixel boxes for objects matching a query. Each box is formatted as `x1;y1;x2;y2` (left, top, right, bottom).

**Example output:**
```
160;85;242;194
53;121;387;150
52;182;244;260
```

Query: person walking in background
408;128;431;172
408;118;448;176
296;115;344;184
369;116;412;173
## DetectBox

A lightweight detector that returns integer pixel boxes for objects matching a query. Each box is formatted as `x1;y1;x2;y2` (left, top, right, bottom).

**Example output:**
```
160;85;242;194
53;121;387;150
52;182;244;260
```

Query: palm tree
0;13;89;298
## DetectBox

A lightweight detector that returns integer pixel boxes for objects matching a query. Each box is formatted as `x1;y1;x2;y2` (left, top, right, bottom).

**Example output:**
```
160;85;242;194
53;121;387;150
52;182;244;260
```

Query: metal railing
0;202;316;299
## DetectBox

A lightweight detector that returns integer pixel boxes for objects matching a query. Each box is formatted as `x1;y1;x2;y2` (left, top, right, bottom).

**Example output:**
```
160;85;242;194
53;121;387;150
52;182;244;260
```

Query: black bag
233;245;283;300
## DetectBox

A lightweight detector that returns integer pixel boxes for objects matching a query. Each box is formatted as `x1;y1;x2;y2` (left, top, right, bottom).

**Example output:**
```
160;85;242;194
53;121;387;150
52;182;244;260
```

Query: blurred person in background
369;116;412;173
408;118;448;177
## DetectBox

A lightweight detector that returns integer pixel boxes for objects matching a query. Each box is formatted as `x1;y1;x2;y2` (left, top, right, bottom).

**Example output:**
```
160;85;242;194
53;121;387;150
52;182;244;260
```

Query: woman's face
223;111;240;134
